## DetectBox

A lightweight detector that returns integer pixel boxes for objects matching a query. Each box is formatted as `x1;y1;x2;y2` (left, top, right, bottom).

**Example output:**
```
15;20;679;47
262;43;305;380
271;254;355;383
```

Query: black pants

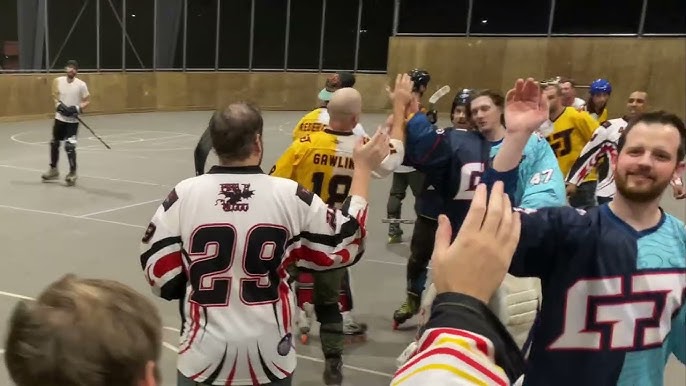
194;127;212;176
406;215;438;297
50;119;79;172
387;170;424;219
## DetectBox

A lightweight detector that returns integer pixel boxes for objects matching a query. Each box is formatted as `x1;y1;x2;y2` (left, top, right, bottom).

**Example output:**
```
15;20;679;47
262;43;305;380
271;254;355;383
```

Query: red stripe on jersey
419;328;490;357
179;303;202;355
272;361;292;377
225;356;238;386
289;236;362;267
152;250;182;278
355;206;369;238
396;346;506;386
189;365;211;380
247;354;259;386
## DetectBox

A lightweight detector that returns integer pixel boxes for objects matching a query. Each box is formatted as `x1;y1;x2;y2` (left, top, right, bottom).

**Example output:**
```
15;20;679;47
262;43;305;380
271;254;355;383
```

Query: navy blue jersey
404;113;493;224
510;204;686;385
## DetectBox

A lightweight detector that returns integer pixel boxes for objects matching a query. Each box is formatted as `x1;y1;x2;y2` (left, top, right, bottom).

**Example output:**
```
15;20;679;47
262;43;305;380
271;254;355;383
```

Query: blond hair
4;274;162;386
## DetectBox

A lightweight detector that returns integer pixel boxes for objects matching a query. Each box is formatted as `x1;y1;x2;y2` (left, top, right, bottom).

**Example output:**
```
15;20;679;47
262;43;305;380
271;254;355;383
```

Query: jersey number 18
311;172;352;207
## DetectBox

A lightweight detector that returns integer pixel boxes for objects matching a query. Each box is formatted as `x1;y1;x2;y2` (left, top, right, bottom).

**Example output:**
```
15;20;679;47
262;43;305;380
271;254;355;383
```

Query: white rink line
0;204;407;267
0;204;146;230
78;198;161;218
162;327;392;378
0;164;172;188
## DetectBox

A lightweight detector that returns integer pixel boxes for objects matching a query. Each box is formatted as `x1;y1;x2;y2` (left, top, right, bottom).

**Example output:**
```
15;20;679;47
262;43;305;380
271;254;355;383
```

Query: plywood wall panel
388;37;686;119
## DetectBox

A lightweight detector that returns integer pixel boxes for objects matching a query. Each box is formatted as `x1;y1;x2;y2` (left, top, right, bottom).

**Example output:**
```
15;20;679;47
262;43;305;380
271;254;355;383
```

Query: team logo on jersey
277;333;293;356
215;183;255;212
141;222;156;243
162;188;179;212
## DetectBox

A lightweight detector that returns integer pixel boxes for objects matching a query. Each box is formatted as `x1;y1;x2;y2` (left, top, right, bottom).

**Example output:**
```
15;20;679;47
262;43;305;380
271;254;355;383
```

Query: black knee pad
65;141;76;153
315;303;342;324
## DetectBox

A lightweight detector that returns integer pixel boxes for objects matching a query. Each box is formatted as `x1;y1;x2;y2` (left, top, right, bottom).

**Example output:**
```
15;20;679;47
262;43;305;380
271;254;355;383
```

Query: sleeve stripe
394;346;507;386
289;216;360;249
419;327;490;357
140;236;182;268
152;250;184;279
392;363;488;386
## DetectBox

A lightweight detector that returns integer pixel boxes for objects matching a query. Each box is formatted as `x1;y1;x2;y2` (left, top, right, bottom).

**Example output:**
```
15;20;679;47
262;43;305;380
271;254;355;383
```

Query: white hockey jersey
566;117;626;198
140;165;369;385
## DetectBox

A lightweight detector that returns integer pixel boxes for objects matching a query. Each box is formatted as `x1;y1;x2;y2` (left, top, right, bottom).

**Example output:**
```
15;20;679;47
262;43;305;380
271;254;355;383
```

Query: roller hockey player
386;69;433;243
41;60;90;186
585;78;612;122
392;88;475;327
391;83;566;335
270;88;404;385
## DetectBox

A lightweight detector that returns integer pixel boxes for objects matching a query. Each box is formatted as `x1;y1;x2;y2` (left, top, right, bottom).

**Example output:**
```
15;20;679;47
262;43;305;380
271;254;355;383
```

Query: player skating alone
41;60;90;186
140;102;390;386
391;80;566;333
485;106;686;385
270;88;404;385
567;91;685;202
385;69;433;243
541;82;601;209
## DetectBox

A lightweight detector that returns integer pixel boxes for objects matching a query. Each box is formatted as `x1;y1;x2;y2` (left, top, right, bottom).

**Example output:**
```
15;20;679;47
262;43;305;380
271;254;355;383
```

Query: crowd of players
2;61;684;386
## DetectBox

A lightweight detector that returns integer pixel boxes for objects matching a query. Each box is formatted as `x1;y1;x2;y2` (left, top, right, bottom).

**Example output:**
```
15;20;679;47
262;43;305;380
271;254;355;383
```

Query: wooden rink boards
0;111;683;385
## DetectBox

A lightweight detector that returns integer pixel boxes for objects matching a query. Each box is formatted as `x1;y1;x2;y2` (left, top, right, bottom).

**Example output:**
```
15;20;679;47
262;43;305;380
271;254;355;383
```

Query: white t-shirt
53;76;89;123
140;167;369;385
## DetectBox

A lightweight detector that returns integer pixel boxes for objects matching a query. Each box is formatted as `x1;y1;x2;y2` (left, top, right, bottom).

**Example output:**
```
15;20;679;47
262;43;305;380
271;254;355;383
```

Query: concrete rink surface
0;110;683;385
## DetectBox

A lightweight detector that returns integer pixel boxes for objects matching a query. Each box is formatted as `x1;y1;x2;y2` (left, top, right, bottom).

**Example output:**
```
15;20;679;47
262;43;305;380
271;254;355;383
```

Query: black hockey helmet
408;68;430;92
452;88;475;123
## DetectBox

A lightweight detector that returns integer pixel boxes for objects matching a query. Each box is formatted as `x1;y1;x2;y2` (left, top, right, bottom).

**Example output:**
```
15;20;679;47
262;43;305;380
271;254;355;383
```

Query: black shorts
52;119;79;141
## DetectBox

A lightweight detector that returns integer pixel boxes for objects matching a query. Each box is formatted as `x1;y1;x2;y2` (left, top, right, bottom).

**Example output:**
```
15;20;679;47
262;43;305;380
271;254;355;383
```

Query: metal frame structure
7;0;685;74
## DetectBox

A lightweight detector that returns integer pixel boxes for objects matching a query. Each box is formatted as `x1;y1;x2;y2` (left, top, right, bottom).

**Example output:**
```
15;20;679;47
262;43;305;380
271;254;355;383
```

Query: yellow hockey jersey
292;107;367;141
546;107;599;181
272;129;364;208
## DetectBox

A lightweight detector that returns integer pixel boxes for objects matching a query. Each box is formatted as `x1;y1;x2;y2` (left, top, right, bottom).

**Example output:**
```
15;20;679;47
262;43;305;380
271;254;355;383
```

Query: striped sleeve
566;124;613;186
391;328;509;386
285;185;368;271
139;186;186;301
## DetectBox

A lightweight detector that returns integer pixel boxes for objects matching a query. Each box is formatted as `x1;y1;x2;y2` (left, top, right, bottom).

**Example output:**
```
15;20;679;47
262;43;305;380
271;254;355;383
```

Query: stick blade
428;85;451;104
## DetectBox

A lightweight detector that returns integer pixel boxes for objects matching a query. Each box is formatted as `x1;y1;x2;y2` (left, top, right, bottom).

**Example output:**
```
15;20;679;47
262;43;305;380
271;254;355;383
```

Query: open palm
504;78;549;135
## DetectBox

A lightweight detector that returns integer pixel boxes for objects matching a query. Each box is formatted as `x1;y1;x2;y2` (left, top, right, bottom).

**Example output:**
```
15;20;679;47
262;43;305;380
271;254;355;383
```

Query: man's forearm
492;132;530;172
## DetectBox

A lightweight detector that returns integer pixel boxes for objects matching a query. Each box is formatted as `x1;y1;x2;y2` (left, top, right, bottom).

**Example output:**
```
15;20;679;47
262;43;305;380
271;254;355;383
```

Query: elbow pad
372;139;405;179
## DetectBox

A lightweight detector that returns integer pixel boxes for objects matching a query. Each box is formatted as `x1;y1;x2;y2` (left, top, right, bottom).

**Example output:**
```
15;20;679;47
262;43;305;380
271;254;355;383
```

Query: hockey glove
426;109;438;124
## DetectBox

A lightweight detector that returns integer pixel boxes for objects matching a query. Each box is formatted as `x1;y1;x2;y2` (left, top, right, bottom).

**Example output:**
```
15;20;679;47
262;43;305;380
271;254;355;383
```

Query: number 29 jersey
139;166;370;385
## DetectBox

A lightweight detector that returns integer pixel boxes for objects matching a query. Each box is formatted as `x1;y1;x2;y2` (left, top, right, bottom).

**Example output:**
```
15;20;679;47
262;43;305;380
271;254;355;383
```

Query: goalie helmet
408;68;430;92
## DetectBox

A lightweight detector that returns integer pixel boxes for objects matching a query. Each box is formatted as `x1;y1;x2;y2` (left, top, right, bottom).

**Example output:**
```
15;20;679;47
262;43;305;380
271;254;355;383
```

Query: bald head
327;88;362;131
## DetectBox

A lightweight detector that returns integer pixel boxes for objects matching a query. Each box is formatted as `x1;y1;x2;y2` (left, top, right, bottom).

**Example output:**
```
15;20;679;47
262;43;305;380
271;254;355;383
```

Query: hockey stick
58;100;111;149
381;218;416;224
427;85;451;110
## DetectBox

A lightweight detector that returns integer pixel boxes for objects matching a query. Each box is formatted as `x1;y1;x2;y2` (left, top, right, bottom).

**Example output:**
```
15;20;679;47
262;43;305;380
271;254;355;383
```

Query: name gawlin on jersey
312;153;355;170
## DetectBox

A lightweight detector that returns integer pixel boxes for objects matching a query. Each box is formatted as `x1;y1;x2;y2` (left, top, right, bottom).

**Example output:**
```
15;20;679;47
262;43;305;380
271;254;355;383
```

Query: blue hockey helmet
589;78;612;95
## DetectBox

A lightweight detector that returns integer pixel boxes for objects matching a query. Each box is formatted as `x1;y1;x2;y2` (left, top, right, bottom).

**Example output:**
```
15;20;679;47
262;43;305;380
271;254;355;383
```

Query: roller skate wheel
300;333;309;345
392;320;400;330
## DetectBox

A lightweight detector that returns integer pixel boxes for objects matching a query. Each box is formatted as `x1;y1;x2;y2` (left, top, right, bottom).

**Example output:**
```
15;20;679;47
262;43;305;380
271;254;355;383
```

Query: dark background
0;0;684;72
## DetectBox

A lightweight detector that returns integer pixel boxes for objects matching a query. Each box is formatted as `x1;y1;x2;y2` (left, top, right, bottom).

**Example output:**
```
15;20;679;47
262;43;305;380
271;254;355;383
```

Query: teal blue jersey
489;133;566;209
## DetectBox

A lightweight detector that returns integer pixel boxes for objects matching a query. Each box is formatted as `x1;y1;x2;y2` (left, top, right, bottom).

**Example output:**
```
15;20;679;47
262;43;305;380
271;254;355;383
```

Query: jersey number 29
187;224;289;307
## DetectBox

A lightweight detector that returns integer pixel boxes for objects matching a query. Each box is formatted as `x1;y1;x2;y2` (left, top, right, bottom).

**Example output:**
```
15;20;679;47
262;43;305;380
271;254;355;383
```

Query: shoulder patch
142;222;156;243
601;120;612;128
162;188;179;212
295;184;314;206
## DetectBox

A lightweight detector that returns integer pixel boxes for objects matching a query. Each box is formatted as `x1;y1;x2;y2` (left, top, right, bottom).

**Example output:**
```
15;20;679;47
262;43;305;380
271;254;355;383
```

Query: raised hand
504;78;549;135
353;126;390;171
431;181;521;303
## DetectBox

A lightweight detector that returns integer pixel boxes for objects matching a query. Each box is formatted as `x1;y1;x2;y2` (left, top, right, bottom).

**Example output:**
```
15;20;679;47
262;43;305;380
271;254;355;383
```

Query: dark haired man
486;109;686;386
41;60;90;186
140;102;390;386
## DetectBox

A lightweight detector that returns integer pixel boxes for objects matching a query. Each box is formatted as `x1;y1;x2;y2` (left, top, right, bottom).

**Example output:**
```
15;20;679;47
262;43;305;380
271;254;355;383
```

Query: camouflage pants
311;268;347;359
